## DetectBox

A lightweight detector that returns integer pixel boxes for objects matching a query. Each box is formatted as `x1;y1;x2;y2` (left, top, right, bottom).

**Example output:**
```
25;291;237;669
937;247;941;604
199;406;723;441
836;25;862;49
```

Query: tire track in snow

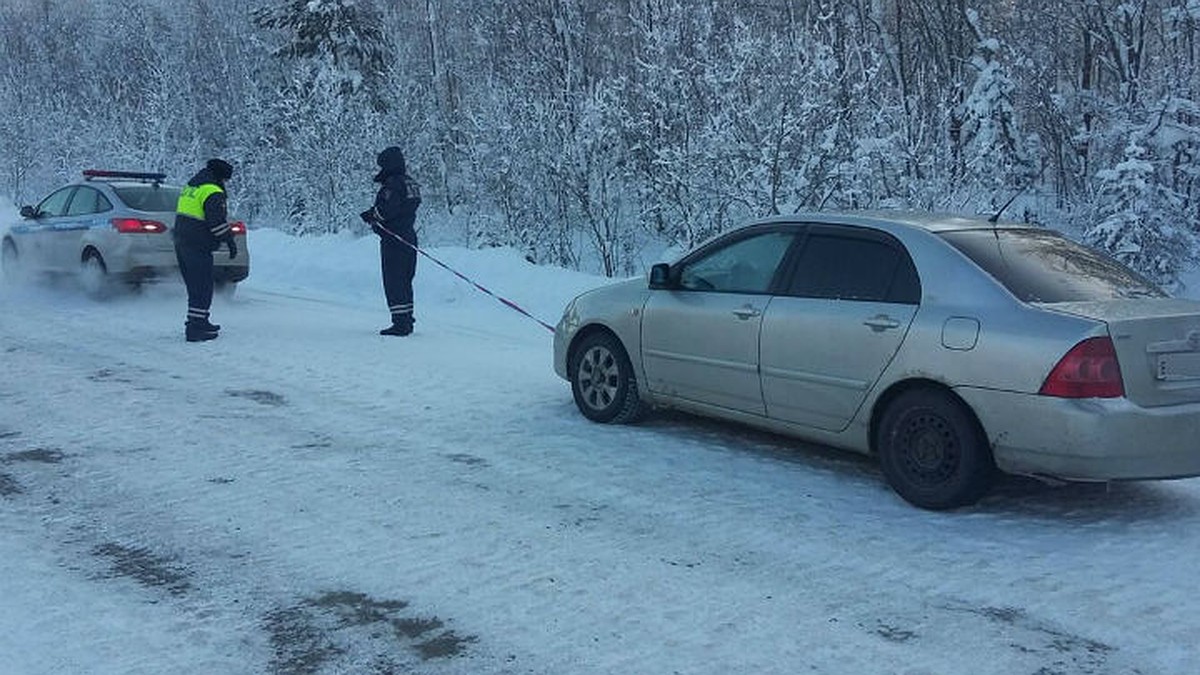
2;284;1191;675
0;311;495;674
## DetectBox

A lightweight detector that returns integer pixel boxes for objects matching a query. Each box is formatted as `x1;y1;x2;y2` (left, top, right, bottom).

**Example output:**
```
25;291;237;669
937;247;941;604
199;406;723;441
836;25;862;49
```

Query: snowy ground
3;200;1200;674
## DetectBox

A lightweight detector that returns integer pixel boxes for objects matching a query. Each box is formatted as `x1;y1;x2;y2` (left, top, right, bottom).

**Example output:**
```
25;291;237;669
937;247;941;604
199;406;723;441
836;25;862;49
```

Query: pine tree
252;0;391;100
250;0;396;233
956;14;1035;207
1087;141;1194;288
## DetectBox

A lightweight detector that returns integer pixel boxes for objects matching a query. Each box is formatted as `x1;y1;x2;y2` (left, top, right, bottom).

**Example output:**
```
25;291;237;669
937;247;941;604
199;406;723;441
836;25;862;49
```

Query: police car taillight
229;220;246;235
112;218;167;234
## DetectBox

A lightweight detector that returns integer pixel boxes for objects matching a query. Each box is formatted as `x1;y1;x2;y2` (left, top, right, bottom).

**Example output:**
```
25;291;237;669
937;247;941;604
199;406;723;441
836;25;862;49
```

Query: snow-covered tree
1087;141;1194;287
252;0;390;99
250;0;397;233
2;0;1200;276
955;15;1037;209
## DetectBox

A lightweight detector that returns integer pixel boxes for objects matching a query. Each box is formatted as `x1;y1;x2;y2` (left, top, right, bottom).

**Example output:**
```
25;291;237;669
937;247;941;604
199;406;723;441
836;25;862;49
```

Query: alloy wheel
577;345;620;412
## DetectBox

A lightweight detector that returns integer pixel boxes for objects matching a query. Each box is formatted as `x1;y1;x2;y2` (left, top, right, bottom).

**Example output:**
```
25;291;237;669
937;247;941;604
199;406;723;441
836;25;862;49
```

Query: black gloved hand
225;235;238;259
361;210;387;237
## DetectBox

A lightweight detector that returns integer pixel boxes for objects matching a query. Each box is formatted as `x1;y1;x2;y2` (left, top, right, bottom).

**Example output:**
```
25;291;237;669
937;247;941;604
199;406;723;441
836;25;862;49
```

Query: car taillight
229;221;246;235
1039;336;1125;398
111;218;167;234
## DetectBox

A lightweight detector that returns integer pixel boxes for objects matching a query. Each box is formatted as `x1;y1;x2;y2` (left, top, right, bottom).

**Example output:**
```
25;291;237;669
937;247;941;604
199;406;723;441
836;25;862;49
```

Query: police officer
174;158;236;342
360;146;421;336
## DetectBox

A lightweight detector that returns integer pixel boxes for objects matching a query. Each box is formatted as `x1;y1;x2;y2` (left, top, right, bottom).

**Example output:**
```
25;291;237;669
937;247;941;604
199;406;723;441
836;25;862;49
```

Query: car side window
65;187;112;216
785;231;920;303
678;231;797;293
36;187;76;217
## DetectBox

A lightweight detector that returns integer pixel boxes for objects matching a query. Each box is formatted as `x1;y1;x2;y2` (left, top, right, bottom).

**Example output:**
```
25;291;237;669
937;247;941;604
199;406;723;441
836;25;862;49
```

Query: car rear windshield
112;185;180;212
939;228;1166;302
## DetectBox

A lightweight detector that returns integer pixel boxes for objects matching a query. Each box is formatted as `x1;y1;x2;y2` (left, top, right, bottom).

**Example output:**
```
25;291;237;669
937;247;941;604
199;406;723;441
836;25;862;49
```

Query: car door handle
863;315;901;332
732;306;762;320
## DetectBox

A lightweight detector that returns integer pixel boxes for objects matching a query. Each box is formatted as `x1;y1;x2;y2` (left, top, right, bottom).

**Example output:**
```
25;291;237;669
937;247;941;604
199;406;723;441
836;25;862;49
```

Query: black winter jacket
174;167;230;250
372;172;421;237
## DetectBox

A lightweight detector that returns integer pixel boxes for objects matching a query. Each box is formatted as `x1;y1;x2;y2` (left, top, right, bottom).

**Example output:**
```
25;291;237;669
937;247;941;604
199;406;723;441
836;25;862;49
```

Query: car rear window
112;185;180;212
939;228;1165;302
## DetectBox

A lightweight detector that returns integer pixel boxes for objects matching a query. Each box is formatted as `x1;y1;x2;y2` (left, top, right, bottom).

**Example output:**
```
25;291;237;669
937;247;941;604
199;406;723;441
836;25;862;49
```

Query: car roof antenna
988;181;1029;224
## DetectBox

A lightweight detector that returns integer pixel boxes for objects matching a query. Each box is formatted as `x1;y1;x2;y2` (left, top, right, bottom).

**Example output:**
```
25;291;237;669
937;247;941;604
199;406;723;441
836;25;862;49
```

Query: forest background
2;0;1199;285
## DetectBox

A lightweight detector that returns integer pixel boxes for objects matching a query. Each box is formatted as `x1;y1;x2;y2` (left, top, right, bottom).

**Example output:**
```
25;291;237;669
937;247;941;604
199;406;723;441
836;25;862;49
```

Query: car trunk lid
111;184;180;252
144;209;179;252
1042;298;1200;407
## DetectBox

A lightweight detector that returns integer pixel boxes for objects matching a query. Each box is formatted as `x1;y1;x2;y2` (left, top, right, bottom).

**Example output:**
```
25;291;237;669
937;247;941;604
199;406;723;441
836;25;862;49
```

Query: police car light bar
82;169;167;182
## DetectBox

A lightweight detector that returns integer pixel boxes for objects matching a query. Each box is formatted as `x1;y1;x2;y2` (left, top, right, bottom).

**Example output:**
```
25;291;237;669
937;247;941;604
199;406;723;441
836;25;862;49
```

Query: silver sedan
2;170;249;297
553;212;1200;509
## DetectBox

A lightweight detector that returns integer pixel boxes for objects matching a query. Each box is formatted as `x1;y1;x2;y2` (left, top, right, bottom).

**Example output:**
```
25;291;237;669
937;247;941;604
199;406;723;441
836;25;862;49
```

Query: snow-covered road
2;232;1199;674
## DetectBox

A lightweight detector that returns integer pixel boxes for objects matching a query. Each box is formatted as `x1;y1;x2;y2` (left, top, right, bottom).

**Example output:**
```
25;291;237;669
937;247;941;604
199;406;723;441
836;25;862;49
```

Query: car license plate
1156;352;1200;381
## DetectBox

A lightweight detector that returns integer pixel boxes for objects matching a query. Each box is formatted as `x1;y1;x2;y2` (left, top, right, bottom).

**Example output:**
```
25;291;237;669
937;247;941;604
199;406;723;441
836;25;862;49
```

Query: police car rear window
112;185;180;212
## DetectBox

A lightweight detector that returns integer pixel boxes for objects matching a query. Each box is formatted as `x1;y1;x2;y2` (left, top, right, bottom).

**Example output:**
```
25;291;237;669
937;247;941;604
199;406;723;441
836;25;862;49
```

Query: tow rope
375;223;557;334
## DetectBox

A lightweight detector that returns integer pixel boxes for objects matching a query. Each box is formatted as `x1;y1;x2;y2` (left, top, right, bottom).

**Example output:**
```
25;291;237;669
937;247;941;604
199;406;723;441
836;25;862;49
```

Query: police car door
53;186;109;271
24;187;76;271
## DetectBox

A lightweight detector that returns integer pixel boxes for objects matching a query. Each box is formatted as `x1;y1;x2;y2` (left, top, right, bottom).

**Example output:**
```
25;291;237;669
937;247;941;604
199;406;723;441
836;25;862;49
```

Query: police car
1;169;249;297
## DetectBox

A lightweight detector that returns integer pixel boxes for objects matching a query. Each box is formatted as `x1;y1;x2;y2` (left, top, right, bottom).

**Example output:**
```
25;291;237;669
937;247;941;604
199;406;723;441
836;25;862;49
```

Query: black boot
185;321;219;342
379;320;412;336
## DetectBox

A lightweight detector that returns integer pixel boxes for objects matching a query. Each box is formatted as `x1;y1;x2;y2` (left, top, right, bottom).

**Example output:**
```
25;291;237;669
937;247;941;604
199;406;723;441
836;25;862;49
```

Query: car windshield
112;185;180;212
939;228;1166;302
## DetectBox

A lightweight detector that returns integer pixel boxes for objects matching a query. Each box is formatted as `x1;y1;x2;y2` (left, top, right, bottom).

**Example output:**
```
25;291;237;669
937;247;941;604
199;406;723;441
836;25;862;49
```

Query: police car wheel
215;280;238;299
1;239;19;282
80;251;111;298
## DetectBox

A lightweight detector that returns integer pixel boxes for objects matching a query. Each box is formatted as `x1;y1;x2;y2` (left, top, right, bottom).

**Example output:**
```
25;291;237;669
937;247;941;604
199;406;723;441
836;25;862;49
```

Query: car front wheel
570;332;645;424
876;388;995;510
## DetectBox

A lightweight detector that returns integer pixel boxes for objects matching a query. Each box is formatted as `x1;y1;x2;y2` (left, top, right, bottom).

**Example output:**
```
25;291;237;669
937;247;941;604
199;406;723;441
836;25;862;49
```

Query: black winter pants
380;229;417;326
175;240;214;324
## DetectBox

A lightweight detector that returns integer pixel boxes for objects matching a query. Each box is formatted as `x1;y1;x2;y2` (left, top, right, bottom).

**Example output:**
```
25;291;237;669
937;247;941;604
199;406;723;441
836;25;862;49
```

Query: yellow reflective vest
176;183;223;220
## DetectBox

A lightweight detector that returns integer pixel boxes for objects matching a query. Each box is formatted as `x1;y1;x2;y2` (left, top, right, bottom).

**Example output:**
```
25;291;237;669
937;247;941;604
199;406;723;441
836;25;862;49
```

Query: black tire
876;388;995;510
215;280;238;299
569;331;645;424
1;239;19;282
80;250;111;298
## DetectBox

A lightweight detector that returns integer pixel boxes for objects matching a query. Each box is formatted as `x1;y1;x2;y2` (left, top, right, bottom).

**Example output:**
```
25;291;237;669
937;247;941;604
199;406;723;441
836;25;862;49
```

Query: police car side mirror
19;205;38;219
648;263;674;290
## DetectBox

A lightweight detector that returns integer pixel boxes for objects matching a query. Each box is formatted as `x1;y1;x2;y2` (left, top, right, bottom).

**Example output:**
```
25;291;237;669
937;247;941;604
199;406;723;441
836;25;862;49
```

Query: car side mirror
648;262;674;290
19;205;38;219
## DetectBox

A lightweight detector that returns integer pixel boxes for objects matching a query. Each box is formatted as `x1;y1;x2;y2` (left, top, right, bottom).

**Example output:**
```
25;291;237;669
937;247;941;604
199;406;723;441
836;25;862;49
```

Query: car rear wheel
80;251;111;298
876;388;995;510
2;239;20;282
215;280;238;299
570;332;646;424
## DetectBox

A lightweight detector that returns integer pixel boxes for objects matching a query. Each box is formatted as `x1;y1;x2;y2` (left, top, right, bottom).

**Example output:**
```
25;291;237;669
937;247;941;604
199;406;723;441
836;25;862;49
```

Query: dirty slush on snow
1;444;64;496
264;590;477;673
0;429;480;672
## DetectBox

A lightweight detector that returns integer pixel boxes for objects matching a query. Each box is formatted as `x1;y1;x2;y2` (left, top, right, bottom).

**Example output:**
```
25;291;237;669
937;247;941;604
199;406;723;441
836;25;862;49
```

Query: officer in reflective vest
174;158;236;342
